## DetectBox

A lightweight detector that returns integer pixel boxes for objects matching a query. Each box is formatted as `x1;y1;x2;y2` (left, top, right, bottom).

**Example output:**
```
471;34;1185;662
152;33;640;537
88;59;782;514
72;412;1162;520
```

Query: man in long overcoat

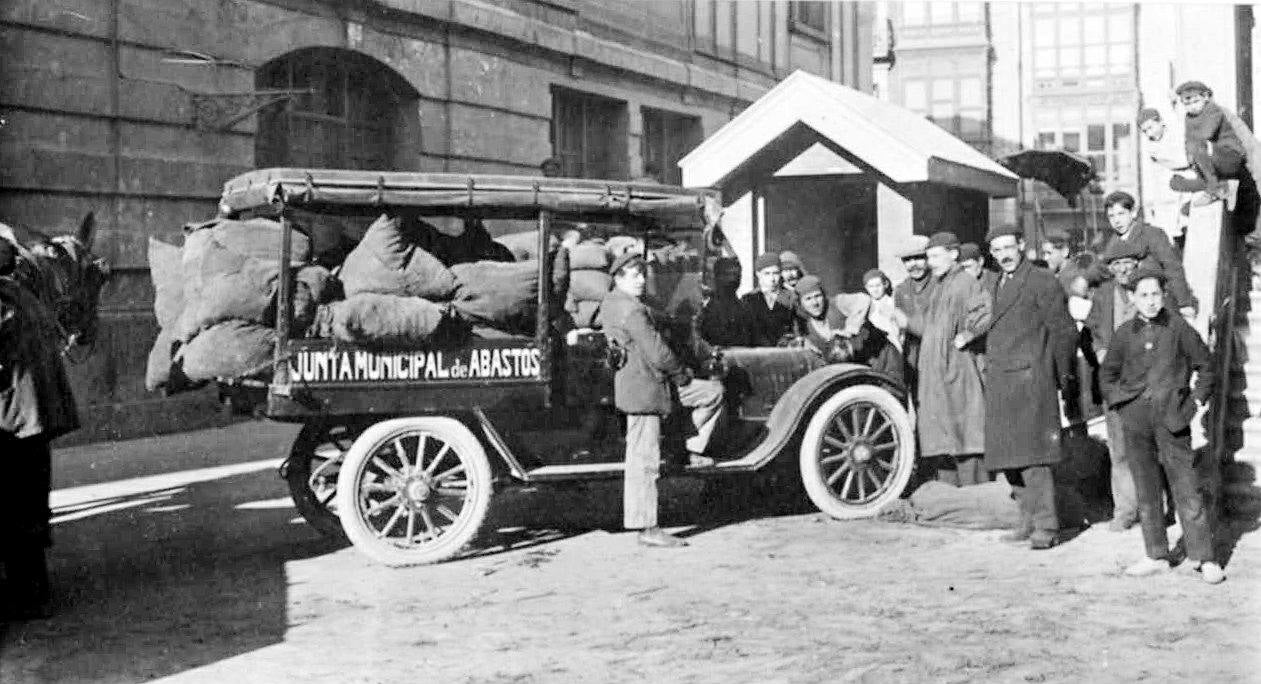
983;226;1078;550
902;232;991;485
0;242;80;619
892;235;933;393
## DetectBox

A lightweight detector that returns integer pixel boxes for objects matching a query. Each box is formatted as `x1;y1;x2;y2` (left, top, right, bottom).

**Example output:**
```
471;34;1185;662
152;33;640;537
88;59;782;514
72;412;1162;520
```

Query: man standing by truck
601;252;725;548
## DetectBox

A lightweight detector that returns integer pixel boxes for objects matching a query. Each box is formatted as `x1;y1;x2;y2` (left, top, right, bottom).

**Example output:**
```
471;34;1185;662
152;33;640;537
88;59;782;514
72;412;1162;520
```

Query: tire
335;417;494;566
285;421;365;541
799;385;916;519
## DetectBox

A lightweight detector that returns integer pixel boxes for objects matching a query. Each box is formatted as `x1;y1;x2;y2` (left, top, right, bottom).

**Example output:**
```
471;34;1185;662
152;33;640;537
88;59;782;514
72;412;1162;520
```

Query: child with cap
1098;265;1223;582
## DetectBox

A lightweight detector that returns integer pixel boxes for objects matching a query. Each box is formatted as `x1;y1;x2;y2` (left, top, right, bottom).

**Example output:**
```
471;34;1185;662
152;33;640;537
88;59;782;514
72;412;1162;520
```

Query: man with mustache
983;225;1078;549
892;235;932;393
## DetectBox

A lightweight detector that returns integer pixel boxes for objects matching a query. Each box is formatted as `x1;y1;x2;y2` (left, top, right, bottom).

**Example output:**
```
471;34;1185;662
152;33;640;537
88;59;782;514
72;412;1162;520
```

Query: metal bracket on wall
183;87;313;132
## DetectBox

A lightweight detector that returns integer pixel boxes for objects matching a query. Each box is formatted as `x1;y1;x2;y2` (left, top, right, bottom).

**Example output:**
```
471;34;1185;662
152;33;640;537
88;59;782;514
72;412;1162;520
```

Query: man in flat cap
902;231;991;486
1098;191;1195;321
958;242;985;279
1100;265;1222;583
600;252;725;547
1173;80;1259;206
741;252;797;346
892;234;933;394
982;225;1078;549
779;251;806;291
1084;239;1148;531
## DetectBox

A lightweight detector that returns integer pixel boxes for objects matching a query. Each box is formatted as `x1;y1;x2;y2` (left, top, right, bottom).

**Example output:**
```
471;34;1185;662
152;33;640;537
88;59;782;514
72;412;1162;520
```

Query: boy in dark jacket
601;252;725;547
1098;266;1223;583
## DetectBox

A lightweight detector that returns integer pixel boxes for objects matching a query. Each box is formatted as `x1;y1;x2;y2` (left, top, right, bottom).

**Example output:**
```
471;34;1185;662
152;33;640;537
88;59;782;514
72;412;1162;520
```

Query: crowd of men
606;80;1246;585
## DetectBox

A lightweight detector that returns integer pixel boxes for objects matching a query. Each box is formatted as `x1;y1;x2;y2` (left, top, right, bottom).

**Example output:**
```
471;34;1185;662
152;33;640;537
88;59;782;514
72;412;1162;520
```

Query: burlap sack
569;270;612;302
148;238;183;331
178;320;276;382
449;260;539;335
567;242;610;271
326;293;454;348
339;214;456;300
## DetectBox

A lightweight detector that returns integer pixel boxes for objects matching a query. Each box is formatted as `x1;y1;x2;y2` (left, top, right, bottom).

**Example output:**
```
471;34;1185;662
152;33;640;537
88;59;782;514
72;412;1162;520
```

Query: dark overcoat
0;278;79;441
599;288;689;416
740;290;797;346
982;260;1077;471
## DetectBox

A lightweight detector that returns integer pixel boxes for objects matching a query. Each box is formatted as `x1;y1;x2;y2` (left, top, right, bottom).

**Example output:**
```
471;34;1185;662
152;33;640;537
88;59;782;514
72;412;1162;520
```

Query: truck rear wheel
799;385;915;519
285;421;364;542
335;417;493;566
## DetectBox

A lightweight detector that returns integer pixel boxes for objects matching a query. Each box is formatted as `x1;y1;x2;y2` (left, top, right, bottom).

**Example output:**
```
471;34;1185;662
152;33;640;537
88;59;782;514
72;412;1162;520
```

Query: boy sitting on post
1098;266;1224;584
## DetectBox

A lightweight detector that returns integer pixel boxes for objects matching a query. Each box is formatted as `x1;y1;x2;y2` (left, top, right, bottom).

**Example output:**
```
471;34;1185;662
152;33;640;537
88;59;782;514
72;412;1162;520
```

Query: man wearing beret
1084;240;1147;531
892;234;933;393
1099;266;1222;583
741;252;797;346
983;225;1078;549
1098;191;1195;321
600;252;725;547
902;231;991;486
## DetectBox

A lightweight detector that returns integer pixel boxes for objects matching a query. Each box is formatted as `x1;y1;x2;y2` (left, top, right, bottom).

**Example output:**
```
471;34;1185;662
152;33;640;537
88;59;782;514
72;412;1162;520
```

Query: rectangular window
903;2;926;26
789;1;827;33
1087;124;1106;151
1037;131;1057;150
1034;19;1055;45
903;80;928;113
1063;132;1081;152
553;88;628;180
641;108;702;186
1059;47;1081;75
931;78;954;101
1058;17;1081;45
1108;11;1132;43
1112;122;1131;150
1083;46;1107;75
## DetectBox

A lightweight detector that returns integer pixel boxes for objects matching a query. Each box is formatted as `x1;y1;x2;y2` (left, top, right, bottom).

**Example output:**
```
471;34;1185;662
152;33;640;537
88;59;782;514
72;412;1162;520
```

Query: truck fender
742;363;907;470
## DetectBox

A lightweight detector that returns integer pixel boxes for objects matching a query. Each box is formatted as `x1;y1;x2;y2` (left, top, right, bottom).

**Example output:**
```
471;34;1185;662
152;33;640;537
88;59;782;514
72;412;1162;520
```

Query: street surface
1;421;1259;683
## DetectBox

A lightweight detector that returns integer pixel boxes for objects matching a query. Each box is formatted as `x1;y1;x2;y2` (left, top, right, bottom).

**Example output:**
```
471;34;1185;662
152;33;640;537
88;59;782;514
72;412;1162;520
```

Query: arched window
256;48;418;170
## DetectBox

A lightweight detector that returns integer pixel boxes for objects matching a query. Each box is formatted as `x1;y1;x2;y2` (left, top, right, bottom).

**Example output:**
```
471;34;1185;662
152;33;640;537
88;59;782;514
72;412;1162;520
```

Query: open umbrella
998;149;1097;207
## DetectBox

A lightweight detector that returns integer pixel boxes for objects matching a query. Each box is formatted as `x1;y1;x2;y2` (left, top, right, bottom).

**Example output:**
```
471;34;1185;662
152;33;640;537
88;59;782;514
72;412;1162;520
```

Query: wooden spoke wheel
285;421;366;541
335;417;493;566
799;385;915;519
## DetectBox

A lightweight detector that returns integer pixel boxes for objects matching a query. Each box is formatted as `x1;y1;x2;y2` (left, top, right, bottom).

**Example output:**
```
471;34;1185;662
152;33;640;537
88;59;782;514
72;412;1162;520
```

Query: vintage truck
214;168;915;566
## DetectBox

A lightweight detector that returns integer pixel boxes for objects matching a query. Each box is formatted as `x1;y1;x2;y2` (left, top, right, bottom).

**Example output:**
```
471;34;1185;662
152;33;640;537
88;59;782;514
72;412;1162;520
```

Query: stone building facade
0;0;872;442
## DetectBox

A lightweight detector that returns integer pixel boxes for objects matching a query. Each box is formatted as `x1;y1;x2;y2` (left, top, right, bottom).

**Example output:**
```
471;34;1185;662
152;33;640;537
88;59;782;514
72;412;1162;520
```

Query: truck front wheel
799;385;915;519
336;417;494;566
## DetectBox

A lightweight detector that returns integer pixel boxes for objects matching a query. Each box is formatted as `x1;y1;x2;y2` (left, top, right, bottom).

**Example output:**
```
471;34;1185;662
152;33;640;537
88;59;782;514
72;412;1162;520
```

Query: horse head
4;213;112;353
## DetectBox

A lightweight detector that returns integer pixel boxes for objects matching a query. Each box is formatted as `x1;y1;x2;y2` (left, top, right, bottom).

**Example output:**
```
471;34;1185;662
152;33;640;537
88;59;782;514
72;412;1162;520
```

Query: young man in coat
1;249;80;619
1083;240;1146;531
1097;191;1194;320
740;252;797;346
600;252;725;548
892;234;933;393
902;231;991;486
1098;266;1223;583
983;225;1079;549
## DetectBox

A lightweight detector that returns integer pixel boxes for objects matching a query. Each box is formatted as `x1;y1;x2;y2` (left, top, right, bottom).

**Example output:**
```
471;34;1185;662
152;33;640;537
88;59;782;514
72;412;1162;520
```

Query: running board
523;458;759;482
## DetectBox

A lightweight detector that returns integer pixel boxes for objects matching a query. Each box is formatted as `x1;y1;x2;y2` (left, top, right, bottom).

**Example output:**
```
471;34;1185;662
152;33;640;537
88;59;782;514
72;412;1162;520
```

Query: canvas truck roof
218;168;720;225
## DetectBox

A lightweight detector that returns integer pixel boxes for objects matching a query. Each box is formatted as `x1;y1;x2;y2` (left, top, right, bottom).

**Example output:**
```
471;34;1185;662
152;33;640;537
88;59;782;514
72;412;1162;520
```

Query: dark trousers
1120;398;1215;563
1;434;52;611
931;454;986;487
1172;145;1245;191
1003;465;1058;534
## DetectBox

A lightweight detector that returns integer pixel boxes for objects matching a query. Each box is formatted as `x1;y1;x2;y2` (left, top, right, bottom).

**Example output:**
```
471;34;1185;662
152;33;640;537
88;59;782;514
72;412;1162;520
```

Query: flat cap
779;250;804;270
1101;239;1146;263
794;274;824;297
896;234;931;259
985;224;1023;243
1138;107;1162;125
1128;265;1167;289
958;242;982;261
754;252;781;271
1175;80;1212;97
927;231;960;250
608;251;645;276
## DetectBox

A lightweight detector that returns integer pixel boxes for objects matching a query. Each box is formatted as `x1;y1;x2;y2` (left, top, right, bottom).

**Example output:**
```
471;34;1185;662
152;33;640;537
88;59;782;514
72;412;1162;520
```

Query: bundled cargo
564;239;613;328
339;214;456;300
178;320;276;382
315;293;464;348
449;260;539;336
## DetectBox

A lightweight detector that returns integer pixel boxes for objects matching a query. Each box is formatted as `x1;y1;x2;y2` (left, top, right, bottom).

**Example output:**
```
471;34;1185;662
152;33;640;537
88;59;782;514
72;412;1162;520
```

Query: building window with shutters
551;87;628;180
256;48;417;170
640;108;702;185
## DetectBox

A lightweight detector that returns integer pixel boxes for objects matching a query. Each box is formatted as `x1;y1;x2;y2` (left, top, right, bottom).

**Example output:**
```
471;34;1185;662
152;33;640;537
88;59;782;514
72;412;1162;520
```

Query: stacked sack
564;240;612;328
146;217;340;391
